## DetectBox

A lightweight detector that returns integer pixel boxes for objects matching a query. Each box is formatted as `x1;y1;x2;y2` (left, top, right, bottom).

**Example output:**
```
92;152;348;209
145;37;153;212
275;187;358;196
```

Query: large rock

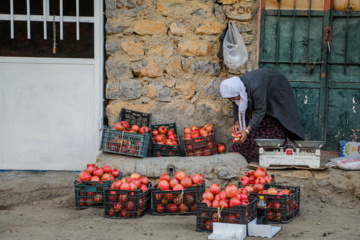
147;43;173;58
120;40;144;56
96;152;248;187
204;79;222;99
132;61;164;78
106;80;142;100
146;80;171;102
133;20;166;35
105;0;145;17
105;37;121;55
214;5;226;23
105;60;133;81
105;18;132;34
156;1;209;17
191;61;221;76
195;22;226;35
223;4;253;20
175;83;196;100
169;22;189;36
166;59;183;76
177;40;212;57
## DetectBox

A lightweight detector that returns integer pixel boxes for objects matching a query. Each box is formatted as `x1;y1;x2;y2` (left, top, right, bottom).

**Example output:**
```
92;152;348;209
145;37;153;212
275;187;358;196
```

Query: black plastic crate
151;181;205;215
117;108;151;128
74;175;122;208
249;184;300;224
182;127;217;157
150;123;181;157
196;199;257;232
104;183;152;219
100;126;151;158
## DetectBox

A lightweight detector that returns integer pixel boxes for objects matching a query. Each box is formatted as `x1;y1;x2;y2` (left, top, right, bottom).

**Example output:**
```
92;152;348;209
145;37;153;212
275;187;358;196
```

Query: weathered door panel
326;89;360;146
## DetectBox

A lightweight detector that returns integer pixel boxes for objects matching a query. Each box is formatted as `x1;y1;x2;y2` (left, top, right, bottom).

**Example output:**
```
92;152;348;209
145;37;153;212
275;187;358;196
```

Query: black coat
232;69;305;140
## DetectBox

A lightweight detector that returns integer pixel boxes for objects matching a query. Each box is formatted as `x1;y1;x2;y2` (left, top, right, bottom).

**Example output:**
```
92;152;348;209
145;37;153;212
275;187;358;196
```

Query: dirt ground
1;171;360;240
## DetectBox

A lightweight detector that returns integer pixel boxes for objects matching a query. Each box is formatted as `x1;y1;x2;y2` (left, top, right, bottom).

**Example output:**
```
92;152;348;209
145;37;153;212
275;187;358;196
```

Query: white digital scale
255;139;325;169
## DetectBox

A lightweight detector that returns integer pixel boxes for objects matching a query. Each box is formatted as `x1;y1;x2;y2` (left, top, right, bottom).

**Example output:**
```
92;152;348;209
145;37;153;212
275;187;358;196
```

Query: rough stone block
166;59;183;76
169;22;189;36
191;61;221;76
217;0;237;4
133;20;166;35
96;152;248;185
177;40;212;57
146;80;171;102
279;170;313;179
195;22;226;35
105;0;145;18
156;1;209;17
120;40;144;56
196;100;222;113
214;5;226;23
106;80;142;100
147;44;173;58
132;61;164;78
106;37;121;55
175;83;196;100
204;79;222;99
105;60;133;81
223;4;253;20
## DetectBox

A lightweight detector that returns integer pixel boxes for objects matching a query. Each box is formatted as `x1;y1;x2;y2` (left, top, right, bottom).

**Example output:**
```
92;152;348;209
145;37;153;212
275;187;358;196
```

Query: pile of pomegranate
77;164;121;207
114;120;150;134
182;125;219;156
107;172;151;218
239;167;273;193
154;171;204;214
239;167;299;222
152;125;179;146
198;184;255;231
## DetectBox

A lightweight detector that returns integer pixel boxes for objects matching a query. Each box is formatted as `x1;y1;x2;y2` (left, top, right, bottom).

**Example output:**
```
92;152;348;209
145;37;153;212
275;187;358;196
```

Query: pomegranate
185;194;194;205
158;180;170;190
240;193;248;201
202;190;214;201
165;192;174;200
112;169;120;178
79;171;91;181
121;209;130;218
168;204;178;213
101;173;111;181
212;200;220;208
87;165;96;175
255;177;266;185
156;193;163;201
152;129;159;136
109;208;116;217
130;172;141;179
110;175;115;181
240;176;250;186
245;185;254;193
219;199;229;208
120;182;131;190
201;199;212;207
253;183;264;193
119;121;130;129
158;126;168;135
114;202;122;212
90;176;100;182
219;191;227;200
264;176;272;184
139;176;149;185
199;128;208;136
204;124;214;133
173;184;185;190
192;173;204;185
132;179;141;189
179;204;188;213
184;134;192;140
157;204;164;213
173;170;184;181
174;196;182;205
241;199;249;205
129;182;137;190
140;184;148;192
249;175;256;184
214;194;220;201
109;191;117;201
115;122;126;131
225;185;238;199
238;188;248;195
113;180;122;189
169;178;179;189
131;125;140;133
167;129;175;136
180;176;192;189
209;184;221;195
184;128;191;134
254;167;268;178
267;188;278;195
217;143;226;154
119;194;127;202
160;173;171;182
103;165;112;174
229;198;241;208
93;168;104;178
94;194;103;203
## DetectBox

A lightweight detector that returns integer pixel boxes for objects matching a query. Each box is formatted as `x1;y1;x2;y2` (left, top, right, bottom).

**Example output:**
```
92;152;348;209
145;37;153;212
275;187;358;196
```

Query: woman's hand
230;121;241;134
238;129;248;144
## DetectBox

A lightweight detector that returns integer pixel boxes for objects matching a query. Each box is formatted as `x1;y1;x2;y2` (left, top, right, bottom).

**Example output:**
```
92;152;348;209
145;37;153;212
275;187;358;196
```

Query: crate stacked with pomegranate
74;164;122;208
150;123;181;157
196;184;257;232
152;171;205;215
104;173;151;219
238;167;300;223
100;108;151;157
182;124;218;156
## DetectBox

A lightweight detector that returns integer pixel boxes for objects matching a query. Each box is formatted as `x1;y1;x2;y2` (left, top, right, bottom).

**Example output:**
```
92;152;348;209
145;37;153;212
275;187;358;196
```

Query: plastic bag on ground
223;21;248;69
325;156;360;170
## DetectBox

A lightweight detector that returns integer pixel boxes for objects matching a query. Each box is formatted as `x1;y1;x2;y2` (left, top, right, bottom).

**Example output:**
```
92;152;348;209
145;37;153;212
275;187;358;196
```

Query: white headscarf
220;76;248;130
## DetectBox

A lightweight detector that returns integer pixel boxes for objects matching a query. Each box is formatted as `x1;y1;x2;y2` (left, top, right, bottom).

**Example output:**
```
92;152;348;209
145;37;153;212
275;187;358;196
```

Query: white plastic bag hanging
223;21;248;69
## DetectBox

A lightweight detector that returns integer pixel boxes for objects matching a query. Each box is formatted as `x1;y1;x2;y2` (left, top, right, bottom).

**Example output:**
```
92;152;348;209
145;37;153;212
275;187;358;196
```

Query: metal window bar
275;0;281;68
10;0;14;39
291;0;297;73
344;0;352;75
76;0;80;40
60;0;63;40
43;0;47;39
27;0;31;39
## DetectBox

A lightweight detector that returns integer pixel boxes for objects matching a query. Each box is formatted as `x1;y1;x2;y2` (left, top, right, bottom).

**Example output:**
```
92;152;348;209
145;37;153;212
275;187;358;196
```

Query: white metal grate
0;0;95;40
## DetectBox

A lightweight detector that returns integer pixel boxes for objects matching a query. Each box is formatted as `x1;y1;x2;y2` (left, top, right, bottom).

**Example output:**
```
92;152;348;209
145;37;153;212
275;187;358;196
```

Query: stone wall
104;0;260;149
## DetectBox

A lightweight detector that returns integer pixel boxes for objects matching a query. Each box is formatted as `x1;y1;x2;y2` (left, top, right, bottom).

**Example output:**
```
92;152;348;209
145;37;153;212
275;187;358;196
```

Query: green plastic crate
150;123;181;157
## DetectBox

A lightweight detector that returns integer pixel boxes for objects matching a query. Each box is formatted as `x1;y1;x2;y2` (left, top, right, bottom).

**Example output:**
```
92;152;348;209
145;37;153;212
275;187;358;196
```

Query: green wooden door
259;1;360;150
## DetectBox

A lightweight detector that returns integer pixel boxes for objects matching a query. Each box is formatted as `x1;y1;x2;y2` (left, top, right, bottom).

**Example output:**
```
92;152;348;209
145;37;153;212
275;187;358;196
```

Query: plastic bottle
257;195;268;225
